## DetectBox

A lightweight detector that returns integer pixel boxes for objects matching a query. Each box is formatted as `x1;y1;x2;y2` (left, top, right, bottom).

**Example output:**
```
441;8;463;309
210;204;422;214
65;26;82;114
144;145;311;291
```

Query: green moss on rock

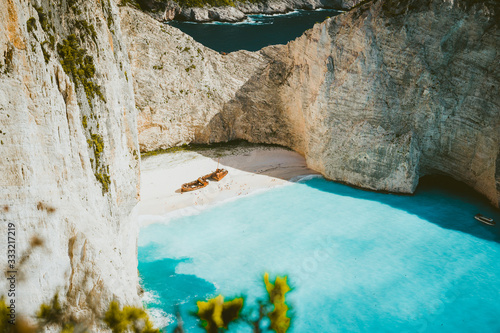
27;17;37;33
3;46;14;74
34;6;54;34
40;41;51;63
185;64;196;72
87;133;111;194
57;34;105;108
75;20;98;43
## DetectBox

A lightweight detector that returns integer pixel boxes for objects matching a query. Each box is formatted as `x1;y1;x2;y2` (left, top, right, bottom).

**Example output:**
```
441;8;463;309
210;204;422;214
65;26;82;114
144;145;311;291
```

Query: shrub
104;301;160;333
37;294;64;325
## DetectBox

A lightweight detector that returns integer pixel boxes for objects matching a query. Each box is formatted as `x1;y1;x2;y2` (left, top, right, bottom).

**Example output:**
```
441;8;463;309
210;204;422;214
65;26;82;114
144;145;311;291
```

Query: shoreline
159;0;355;23
168;7;344;24
135;146;319;226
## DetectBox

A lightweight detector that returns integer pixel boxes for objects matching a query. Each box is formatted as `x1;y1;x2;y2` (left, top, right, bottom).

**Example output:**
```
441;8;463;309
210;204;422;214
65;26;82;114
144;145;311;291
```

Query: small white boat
474;214;495;226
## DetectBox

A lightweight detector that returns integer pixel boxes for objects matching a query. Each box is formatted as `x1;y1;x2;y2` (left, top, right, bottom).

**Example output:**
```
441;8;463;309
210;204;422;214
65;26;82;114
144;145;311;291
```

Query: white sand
135;146;318;225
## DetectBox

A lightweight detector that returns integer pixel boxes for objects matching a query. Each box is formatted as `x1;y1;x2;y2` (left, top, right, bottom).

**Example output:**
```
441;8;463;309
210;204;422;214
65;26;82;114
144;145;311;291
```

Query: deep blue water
168;9;342;53
138;176;500;332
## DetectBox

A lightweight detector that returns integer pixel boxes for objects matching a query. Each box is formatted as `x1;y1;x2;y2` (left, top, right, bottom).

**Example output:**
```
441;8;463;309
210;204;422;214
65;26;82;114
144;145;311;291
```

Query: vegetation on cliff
57;35;104;106
57;33;111;194
24;0;115;194
0;296;159;333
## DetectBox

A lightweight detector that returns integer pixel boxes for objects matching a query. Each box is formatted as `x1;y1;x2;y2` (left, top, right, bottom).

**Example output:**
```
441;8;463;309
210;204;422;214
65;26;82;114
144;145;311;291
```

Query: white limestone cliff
0;0;140;322
119;6;266;152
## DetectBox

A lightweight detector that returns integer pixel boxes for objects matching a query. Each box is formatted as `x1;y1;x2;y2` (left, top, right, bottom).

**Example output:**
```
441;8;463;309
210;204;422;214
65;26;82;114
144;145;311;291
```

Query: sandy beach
135;145;318;225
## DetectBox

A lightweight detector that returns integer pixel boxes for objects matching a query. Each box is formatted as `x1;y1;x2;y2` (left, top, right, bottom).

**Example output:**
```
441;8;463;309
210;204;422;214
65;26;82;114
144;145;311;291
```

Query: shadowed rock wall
203;0;500;207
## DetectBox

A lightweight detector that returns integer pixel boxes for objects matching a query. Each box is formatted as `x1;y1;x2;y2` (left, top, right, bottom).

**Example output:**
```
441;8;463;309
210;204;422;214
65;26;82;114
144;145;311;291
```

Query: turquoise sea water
168;9;342;53
138;176;500;332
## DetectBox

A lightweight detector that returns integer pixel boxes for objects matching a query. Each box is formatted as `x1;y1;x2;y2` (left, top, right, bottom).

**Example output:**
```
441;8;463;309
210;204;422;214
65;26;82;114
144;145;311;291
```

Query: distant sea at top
167;9;342;53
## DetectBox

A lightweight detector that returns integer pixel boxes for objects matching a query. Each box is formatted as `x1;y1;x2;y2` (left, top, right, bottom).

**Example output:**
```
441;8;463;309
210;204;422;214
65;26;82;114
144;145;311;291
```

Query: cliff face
128;0;499;208
204;0;499;207
119;6;266;152
0;0;140;320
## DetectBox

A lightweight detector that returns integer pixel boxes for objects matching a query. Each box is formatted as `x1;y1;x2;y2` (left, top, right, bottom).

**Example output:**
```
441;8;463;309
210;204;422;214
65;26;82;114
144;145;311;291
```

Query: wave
138;182;295;228
314;8;345;12
141;289;174;330
146;307;174;329
141;290;161;305
169;17;270;26
250;9;300;18
138;205;206;227
168;8;341;26
289;174;324;183
207;17;270;25
249;8;342;18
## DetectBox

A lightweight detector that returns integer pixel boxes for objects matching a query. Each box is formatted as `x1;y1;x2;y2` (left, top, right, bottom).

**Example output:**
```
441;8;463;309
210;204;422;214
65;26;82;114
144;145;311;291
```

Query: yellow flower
196;295;244;332
264;273;291;333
